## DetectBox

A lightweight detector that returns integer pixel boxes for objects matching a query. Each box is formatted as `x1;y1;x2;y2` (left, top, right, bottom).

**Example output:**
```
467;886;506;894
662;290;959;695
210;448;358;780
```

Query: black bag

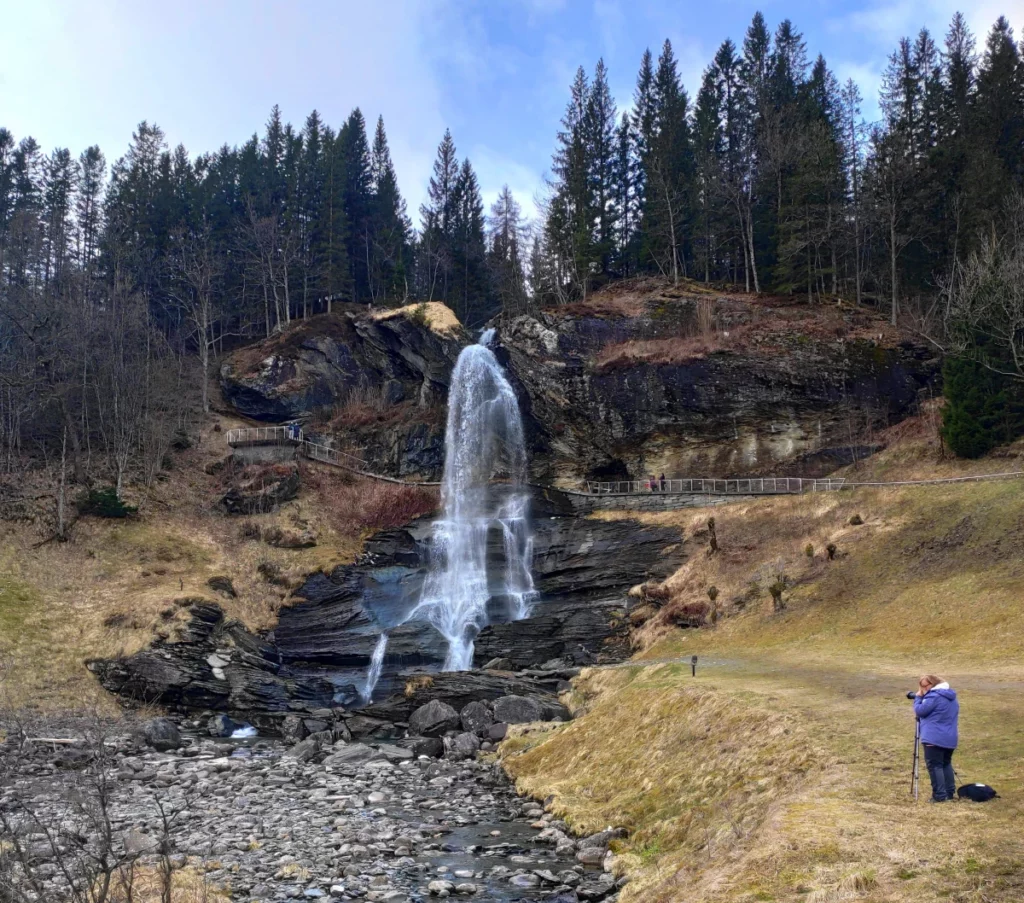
957;783;999;802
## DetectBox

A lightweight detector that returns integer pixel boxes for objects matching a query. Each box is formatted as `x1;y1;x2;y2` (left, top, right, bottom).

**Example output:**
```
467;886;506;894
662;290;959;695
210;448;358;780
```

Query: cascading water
360;633;389;702
403;328;536;670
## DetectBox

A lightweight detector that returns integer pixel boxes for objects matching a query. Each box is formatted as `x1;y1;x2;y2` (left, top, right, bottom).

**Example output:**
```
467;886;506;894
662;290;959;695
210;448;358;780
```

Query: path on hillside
225;425;1024;504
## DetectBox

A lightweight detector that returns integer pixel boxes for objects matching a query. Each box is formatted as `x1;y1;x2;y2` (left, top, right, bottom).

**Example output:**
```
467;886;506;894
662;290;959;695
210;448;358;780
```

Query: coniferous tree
488;185;529;315
586;59;618;277
451;158;489;326
419;128;459;302
369;116;411;303
337;108;373;301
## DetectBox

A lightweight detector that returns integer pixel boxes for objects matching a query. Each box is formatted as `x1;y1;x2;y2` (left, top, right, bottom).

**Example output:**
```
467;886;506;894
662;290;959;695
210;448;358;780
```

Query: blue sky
1;0;1015;221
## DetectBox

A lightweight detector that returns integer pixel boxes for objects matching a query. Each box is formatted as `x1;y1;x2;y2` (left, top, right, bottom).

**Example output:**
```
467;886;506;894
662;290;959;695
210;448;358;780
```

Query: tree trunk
890;208;898;326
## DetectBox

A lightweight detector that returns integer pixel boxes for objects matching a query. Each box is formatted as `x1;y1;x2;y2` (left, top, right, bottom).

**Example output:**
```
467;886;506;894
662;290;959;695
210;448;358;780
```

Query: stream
5;731;620;903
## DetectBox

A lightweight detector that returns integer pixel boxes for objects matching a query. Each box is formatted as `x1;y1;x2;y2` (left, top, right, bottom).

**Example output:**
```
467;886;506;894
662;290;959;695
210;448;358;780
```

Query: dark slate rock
141;718;181;752
207;714;236;738
408;700;460;738
460;701;494;734
492;696;544;724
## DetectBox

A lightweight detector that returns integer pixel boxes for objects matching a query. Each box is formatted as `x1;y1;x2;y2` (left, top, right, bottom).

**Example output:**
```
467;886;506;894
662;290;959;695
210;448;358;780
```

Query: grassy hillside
0;414;432;710
503;429;1024;902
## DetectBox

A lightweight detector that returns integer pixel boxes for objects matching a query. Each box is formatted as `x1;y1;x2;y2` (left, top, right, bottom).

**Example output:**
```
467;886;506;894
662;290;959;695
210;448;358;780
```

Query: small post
691;655;698;677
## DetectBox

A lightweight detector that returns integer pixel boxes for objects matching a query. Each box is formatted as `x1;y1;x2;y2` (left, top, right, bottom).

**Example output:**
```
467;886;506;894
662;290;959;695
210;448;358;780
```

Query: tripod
910;718;921;801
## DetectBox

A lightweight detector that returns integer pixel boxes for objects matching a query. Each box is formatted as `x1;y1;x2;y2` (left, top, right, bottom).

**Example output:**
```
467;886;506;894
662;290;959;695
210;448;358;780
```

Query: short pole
911;719;921;801
691;655;698;677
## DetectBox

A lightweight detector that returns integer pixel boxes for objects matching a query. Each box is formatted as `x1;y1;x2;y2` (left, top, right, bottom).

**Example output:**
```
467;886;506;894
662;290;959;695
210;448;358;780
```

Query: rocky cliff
497;283;941;485
218;284;940;486
90;488;684;725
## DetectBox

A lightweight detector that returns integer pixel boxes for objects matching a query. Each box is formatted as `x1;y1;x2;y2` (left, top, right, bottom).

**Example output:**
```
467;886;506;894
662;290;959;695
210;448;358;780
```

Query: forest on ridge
1;10;1023;497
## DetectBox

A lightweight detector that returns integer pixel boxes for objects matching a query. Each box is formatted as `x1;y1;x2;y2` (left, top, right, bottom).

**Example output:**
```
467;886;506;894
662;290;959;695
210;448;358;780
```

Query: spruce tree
419;128;459;301
337;108;373;301
586;58;618;277
369;116;410;303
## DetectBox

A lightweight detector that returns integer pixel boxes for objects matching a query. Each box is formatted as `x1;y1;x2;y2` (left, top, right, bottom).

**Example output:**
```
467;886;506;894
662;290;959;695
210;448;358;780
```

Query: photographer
913;674;960;803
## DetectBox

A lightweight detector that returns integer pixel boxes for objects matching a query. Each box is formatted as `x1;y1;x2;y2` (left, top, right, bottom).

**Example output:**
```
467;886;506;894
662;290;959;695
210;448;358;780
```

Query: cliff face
217;284;941;484
498;285;941;485
220;304;466;422
90;489;684;720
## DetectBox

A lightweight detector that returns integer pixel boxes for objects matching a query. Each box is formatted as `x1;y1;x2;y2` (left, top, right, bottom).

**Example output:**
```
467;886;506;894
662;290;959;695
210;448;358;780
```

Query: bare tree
167;226;221;413
943;193;1024;381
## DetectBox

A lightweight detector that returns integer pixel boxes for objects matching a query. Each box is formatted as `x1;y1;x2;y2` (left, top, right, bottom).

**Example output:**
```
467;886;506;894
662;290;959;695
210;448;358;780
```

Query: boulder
207;713;236;738
445;732;481;761
408;700;460;737
487;723;508;742
285;737;322;763
374;743;414;763
405;736;444;758
492;695;545;724
459;700;494;734
206;576;236;598
142;717;181;752
576;847;606;866
281;714;308;744
322;743;376;768
222;462;300;515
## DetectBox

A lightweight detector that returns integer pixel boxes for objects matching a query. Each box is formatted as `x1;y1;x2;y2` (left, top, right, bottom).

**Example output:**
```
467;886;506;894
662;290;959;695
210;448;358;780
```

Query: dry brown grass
505;435;1024;901
0;417;364;710
595;331;742;371
109;864;230;903
371;301;462;336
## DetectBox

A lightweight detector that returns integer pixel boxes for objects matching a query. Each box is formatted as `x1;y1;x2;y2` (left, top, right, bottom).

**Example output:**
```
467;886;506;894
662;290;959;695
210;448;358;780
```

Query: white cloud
467;145;548;224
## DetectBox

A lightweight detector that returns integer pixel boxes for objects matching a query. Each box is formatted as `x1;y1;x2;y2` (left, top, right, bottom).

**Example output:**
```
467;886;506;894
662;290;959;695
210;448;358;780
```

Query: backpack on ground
957;783;998;802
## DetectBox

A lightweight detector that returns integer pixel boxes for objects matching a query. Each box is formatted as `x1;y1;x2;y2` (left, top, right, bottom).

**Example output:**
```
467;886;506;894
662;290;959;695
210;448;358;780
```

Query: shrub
77;487;137;519
805;543;814;558
408;302;429;327
308;468;439;534
754;558;789;612
941;356;1024;458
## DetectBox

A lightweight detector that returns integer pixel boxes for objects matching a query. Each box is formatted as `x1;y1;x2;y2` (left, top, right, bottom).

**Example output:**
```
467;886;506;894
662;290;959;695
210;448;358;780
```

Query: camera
906;691;916;700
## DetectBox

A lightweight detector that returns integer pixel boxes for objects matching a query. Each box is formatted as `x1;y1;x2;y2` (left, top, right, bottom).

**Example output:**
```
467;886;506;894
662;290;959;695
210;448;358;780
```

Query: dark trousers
923;744;956;801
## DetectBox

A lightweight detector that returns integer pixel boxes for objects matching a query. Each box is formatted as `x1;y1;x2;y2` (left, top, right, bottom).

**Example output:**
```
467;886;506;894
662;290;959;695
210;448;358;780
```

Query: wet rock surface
2;727;623;903
91;493;683;718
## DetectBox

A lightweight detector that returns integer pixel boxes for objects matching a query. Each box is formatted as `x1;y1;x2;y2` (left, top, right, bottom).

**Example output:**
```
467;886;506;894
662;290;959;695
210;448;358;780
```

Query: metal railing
226;424;370;470
302;439;367;467
226;426;303;446
582;477;847;496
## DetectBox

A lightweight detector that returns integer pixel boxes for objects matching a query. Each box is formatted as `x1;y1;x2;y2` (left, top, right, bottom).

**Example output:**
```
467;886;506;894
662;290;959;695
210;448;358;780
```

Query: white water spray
405;329;536;670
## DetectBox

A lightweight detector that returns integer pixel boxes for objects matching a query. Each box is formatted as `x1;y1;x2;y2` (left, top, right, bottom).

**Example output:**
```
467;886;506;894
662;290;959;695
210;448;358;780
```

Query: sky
1;0;1017;223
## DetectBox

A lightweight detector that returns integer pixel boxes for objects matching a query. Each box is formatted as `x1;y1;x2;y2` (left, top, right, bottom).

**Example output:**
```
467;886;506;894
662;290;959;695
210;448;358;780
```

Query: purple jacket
914;685;959;749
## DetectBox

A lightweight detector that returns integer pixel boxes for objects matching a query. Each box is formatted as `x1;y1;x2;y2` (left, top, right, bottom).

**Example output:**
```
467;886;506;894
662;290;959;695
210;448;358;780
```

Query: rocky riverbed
1;719;623;903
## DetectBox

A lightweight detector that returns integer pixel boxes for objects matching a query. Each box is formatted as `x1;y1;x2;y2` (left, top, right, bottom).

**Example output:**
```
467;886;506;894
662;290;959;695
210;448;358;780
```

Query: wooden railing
582;477;847;496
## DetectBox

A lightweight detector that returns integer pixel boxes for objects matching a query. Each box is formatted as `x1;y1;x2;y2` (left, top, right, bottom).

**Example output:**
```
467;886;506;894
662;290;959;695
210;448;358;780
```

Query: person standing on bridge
659;473;666;491
913;675;960;803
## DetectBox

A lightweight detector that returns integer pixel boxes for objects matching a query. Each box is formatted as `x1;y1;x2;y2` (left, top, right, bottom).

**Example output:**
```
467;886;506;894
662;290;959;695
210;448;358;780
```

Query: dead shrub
305;467;438;535
672;600;712;628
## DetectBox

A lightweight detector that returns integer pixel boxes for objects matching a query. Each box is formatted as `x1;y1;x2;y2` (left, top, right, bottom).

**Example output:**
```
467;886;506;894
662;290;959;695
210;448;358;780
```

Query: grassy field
503;433;1024;902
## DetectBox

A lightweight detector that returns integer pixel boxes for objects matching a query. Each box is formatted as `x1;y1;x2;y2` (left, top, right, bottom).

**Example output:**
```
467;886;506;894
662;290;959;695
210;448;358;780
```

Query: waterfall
361;633;389;702
405;328;535;670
